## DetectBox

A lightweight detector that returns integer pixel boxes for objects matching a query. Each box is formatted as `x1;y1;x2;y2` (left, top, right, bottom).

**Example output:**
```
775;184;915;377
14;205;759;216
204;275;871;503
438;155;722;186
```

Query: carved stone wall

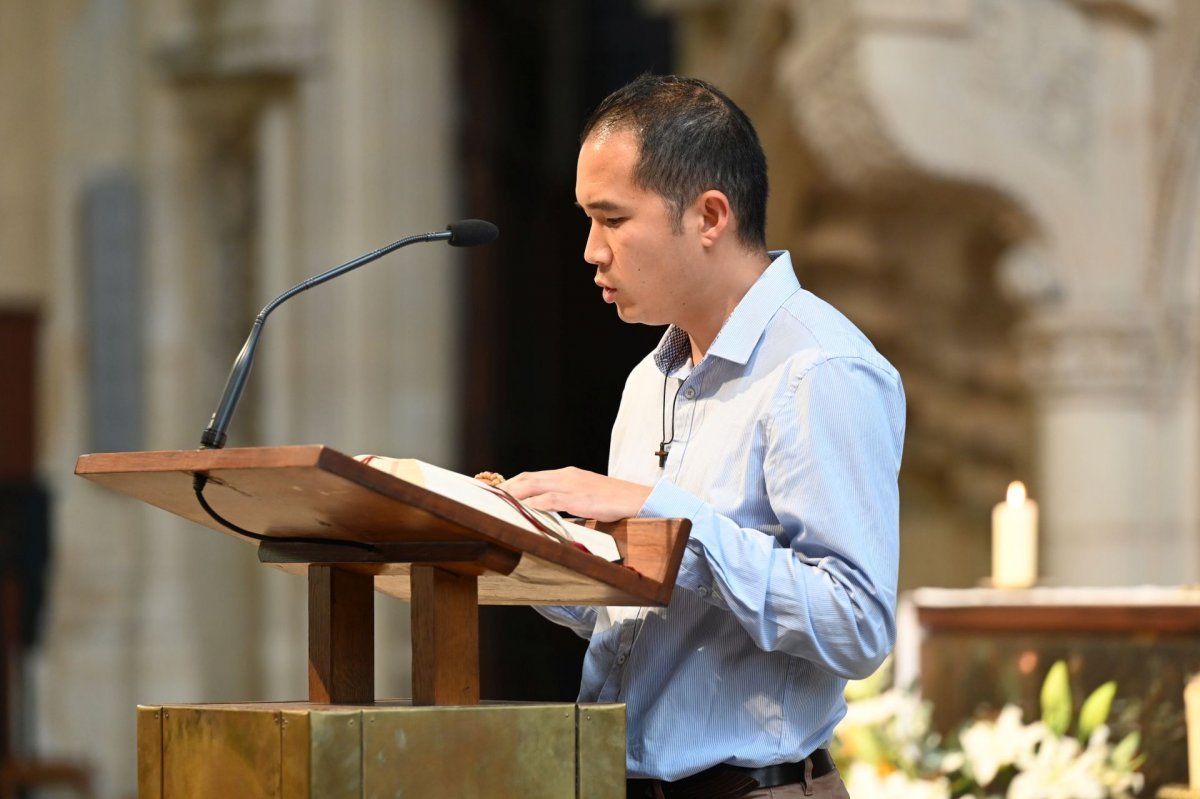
662;0;1200;587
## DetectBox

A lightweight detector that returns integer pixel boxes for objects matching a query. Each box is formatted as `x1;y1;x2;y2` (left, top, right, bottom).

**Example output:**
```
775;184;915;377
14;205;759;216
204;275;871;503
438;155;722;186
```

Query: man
501;74;905;798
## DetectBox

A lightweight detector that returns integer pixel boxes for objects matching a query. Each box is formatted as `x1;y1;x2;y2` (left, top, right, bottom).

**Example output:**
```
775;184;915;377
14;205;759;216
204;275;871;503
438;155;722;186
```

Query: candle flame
1006;481;1027;507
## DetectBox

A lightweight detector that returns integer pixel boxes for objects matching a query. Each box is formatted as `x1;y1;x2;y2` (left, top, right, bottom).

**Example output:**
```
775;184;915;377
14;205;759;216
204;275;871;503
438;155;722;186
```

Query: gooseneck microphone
193;219;498;553
199;219;498;450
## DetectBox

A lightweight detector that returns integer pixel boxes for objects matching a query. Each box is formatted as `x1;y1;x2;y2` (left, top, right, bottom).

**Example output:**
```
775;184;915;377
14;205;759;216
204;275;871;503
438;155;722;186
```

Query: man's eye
605;217;626;227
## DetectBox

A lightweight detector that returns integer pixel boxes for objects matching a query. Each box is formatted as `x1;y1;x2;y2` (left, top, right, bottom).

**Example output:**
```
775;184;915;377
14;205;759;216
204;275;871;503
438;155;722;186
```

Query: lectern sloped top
75;445;691;607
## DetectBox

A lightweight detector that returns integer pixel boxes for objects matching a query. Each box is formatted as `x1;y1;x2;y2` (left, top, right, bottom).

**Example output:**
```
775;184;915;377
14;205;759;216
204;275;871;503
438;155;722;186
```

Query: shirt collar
652;250;800;374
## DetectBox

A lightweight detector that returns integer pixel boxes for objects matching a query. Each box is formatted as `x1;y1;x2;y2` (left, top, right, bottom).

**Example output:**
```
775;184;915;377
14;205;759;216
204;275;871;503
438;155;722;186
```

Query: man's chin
614;308;667;327
612;298;671;325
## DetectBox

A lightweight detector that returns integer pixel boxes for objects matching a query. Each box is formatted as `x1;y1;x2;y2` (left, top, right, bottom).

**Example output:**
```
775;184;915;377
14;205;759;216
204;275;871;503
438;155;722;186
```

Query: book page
358;456;620;562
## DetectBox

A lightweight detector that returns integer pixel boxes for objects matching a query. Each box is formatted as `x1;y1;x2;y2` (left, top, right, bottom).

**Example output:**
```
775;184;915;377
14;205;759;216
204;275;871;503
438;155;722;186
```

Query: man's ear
694;190;732;248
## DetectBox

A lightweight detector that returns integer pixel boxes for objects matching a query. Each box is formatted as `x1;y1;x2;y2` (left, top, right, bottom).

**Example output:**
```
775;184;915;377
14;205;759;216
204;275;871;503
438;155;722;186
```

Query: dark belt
627;749;836;799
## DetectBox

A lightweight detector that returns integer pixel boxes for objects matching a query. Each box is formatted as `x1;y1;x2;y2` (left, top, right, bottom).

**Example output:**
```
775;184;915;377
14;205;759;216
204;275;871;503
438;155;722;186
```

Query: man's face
575;129;699;326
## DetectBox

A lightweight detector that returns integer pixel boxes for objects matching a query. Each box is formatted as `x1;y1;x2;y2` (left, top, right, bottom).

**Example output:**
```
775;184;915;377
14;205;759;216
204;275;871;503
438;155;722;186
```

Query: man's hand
499;467;652;522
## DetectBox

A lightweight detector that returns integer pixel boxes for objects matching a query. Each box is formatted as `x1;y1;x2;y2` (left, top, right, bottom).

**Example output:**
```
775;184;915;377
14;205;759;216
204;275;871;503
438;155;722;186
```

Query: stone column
1008;2;1184;584
1019;310;1178;583
297;0;460;699
33;4;156;798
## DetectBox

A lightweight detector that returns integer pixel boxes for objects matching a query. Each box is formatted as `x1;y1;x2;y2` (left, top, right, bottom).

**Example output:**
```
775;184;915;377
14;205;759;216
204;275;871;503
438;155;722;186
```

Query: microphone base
200;428;226;449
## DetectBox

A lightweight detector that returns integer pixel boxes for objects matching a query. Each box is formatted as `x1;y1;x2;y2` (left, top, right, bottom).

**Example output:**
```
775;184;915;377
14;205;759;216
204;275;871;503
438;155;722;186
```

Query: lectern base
137;701;625;798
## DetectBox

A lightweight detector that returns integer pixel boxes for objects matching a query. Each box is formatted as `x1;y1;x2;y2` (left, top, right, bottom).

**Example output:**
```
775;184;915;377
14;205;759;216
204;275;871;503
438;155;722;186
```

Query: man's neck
684;249;772;363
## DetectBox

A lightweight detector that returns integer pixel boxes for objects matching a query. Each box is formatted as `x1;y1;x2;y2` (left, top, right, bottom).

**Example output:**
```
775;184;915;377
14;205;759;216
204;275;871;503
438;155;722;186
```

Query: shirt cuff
637;479;721;602
638;477;706;520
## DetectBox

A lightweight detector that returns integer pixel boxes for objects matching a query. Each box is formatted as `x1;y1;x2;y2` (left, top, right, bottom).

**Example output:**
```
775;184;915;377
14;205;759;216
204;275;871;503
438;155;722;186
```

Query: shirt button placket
673;383;698;459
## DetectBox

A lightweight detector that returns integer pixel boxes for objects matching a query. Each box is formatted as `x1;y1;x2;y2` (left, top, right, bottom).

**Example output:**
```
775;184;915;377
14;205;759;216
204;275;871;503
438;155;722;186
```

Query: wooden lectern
75;445;690;798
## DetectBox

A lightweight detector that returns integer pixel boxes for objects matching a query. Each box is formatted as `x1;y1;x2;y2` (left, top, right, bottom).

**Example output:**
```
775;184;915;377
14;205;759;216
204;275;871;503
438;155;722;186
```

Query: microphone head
447;219;499;247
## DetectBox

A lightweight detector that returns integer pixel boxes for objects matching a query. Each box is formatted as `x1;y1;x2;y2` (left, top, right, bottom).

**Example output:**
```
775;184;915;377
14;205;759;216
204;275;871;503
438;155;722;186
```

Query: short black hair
580;74;768;250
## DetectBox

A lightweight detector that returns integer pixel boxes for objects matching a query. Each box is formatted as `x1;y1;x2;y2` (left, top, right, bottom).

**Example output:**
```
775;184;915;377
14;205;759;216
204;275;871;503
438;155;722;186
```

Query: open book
357;456;621;562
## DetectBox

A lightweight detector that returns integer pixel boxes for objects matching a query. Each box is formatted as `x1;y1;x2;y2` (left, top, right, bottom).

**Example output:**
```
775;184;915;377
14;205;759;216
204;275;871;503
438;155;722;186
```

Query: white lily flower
959;705;1046;786
1007;733;1109;799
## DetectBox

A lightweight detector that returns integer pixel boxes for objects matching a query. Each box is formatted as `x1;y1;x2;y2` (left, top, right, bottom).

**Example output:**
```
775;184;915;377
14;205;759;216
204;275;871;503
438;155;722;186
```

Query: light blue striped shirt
539;250;905;780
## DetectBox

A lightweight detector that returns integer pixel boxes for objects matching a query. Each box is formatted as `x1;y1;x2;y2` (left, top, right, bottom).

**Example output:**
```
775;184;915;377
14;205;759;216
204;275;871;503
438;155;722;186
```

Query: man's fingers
522;492;570;513
498;472;538;499
497;467;647;522
501;469;573;500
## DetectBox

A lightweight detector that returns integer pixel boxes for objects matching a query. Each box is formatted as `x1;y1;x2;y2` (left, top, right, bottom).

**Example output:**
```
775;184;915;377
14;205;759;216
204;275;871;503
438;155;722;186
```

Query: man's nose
583;224;610;267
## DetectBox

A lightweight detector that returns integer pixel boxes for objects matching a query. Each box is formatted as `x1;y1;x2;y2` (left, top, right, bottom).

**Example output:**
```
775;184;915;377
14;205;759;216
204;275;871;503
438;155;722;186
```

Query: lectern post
410;565;480;706
307;565;374;705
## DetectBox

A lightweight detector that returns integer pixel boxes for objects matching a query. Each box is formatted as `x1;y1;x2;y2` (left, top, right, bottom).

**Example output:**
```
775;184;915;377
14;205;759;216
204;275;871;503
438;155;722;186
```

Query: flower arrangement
833;660;1145;798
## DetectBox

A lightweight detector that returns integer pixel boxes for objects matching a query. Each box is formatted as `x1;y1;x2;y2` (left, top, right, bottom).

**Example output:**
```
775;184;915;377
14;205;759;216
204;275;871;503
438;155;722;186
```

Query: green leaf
1040;661;1073;736
1078;680;1117;739
1110;731;1141;769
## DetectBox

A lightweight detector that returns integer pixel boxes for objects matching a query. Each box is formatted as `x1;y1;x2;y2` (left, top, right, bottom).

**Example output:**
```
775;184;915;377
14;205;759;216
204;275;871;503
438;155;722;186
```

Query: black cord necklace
655;373;685;467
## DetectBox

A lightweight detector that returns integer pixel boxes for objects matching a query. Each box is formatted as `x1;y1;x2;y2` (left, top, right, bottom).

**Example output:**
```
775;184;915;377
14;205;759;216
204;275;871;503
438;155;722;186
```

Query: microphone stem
200;229;452;449
262;230;449;317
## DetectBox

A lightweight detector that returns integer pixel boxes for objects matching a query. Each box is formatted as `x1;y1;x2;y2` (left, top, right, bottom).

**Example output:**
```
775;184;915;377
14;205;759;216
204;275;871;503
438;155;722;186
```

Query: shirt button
697;586;709;597
683;387;697;400
617;653;627;665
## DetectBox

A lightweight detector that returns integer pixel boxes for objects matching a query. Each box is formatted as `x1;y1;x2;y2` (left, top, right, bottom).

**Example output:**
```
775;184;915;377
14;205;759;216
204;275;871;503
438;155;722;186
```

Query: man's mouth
596;281;617;304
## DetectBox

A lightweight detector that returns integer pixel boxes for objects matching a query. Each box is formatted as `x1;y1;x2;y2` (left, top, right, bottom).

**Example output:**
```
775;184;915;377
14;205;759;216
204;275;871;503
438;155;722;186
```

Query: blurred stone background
1;0;1198;795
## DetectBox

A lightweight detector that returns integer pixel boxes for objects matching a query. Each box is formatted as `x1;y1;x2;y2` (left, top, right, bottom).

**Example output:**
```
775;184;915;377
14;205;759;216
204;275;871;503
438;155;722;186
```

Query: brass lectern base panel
138;701;625;799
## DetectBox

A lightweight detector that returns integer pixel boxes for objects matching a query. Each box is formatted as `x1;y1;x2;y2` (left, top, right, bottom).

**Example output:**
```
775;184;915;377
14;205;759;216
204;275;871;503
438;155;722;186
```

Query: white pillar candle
991;481;1038;588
